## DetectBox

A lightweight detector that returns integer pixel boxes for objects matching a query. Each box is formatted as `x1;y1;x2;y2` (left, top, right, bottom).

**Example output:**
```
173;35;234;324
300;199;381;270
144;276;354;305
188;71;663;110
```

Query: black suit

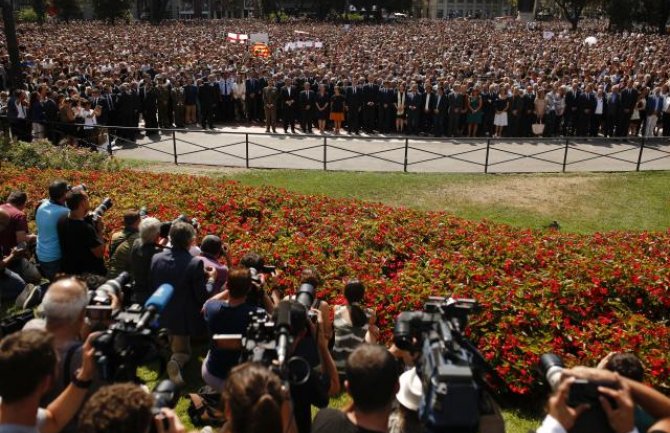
198;82;218;129
605;92;621;137
377;87;394;133
44;98;59;144
433;93;448;136
345;86;362;133
565;89;580;135
406;92;422;135
299;89;316;132
281;85;298;132
361;83;378;132
421;92;437;134
619;87;639;137
576;92;596;137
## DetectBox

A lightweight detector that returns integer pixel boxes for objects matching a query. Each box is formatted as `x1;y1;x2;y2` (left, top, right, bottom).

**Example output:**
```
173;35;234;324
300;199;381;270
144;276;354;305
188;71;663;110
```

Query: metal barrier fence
4;118;670;173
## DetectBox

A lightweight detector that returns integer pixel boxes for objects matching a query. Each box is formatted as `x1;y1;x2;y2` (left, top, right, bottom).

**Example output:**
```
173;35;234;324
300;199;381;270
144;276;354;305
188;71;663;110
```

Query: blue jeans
38;259;61;281
0;268;26;300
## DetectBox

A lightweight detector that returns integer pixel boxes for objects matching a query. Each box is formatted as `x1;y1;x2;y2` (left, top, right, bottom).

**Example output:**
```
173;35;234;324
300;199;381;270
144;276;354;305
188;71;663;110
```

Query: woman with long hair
395;82;407;133
222;363;293;433
315;84;330;133
329;86;345;135
332;280;379;378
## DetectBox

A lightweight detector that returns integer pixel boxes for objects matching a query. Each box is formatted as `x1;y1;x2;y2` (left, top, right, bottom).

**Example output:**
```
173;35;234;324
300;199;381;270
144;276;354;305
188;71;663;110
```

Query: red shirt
0;203;28;256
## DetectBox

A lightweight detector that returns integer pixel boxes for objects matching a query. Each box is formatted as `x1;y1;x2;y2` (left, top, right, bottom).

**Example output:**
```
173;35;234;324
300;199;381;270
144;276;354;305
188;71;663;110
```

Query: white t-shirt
0;398;47;433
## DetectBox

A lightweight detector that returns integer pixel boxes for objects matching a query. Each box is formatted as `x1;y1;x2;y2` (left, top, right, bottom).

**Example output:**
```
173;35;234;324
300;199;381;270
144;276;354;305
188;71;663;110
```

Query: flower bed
2;166;668;395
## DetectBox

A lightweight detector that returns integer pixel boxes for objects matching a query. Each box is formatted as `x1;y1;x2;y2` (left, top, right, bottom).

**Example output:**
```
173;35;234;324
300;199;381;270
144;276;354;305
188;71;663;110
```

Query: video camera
0;310;34;339
394;296;498;433
151;379;180;432
93;283;174;382
237;301;311;387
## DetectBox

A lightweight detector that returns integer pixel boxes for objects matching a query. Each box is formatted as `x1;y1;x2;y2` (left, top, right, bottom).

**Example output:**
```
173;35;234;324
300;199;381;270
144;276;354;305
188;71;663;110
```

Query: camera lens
539;353;564;390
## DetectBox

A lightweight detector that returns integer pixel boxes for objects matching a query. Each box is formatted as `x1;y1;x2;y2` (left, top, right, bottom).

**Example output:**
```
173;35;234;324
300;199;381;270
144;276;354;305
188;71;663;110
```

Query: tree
52;0;82;21
31;0;46;24
92;0;132;22
0;0;22;89
150;0;169;23
641;0;670;34
606;0;638;31
553;0;589;30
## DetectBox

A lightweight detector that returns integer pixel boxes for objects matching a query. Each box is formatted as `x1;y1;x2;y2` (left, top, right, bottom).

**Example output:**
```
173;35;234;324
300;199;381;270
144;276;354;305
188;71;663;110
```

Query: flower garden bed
2;166;668;395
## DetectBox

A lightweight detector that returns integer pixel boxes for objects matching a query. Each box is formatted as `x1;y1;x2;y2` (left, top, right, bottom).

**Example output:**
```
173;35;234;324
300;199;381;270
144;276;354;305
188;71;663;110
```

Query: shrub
0;139;121;171
17;7;39;22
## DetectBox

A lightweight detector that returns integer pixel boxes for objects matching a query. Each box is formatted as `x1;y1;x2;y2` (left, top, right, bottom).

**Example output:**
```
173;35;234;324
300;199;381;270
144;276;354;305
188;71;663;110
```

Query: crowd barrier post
323;136;327;171
403;138;409;173
562;138;570;172
245;133;250;168
172;130;178;165
484;138;491;173
636;137;645;172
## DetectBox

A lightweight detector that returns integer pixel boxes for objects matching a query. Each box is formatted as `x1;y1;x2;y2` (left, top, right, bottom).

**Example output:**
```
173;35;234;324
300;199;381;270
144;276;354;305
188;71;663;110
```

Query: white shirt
595;97;604;115
536;415;639;433
15;101;26;119
424;93;431;111
232;82;246;100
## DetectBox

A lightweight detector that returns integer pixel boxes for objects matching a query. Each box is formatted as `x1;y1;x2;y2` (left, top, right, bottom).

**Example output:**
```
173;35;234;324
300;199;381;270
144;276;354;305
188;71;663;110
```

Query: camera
93;284;173;382
87;272;131;323
394;296;499;433
238;302;311;387
295;283;317;323
539;353;619;433
151;379;180;432
158;214;200;239
0;310;34;339
92;197;113;221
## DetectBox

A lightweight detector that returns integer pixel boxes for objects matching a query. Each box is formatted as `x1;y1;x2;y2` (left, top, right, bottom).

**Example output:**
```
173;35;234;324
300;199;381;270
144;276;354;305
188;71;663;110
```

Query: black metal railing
3;117;670;173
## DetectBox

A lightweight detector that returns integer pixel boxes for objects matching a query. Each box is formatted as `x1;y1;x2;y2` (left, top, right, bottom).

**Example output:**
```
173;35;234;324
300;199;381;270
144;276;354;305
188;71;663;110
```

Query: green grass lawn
223;170;670;234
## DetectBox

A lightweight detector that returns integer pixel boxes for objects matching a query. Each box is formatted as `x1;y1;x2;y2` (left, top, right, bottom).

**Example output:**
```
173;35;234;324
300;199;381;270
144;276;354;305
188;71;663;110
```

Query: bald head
42;278;89;326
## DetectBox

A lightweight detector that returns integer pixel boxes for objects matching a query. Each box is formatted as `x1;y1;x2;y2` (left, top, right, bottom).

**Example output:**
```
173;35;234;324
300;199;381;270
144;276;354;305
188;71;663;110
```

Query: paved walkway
114;124;670;173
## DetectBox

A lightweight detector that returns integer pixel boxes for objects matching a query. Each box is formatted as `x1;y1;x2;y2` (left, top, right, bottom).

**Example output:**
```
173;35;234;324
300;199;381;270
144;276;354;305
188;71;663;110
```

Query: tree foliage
92;0;132;23
52;0;82;21
31;0;46;24
149;0;170;24
641;0;670;34
554;0;590;30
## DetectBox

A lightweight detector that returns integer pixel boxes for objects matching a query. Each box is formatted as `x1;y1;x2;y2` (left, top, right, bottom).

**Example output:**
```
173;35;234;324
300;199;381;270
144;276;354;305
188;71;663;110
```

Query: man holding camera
78;383;185;433
0;191;40;284
0;208;29;303
35;181;71;280
150;221;216;387
107;210;141;279
57;189;107;277
312;344;400;433
0;329;97;433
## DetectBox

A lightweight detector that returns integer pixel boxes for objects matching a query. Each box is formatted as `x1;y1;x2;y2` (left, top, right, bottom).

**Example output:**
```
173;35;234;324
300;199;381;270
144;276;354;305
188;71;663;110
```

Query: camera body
87;272;131;323
394;296;487;433
92;197;113;221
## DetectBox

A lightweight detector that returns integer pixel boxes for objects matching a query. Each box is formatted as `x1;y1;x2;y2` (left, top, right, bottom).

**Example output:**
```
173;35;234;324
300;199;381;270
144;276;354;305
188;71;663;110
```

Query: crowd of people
1;19;670;149
2;180;670;433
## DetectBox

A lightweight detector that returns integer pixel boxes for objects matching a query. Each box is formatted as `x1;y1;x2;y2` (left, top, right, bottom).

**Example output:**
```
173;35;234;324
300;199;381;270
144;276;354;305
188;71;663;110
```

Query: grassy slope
224;170;670;233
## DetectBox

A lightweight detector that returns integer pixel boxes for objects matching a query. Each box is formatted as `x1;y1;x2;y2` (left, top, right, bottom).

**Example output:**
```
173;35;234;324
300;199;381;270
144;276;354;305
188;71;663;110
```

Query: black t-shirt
311;408;385;433
291;335;330;433
58;217;106;276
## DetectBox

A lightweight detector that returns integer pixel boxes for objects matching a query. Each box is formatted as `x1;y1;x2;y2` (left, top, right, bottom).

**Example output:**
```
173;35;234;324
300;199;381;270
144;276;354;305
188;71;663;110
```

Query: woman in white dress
493;88;509;138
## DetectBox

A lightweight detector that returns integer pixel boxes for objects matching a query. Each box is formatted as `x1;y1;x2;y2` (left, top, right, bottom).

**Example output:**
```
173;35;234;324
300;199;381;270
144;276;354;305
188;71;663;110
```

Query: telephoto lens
539;353;565;390
92;197;113;221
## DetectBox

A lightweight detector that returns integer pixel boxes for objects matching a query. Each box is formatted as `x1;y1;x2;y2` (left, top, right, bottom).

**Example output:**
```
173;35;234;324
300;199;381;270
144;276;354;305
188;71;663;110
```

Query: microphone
137;284;174;330
275;301;292;366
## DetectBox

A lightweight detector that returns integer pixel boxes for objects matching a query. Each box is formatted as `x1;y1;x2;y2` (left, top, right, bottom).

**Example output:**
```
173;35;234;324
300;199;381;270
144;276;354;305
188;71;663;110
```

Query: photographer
35;181;70;280
197;235;230;295
78;383;185;433
0;329;97;433
312;344;400;433
222;363;294;433
0;209;29;303
286;268;332;344
129;217;163;304
150;221;216;387
202;267;260;392
107;210;141;279
282;301;339;433
0;191;40;285
57;189;107;277
538;366;670;433
240;252;277;313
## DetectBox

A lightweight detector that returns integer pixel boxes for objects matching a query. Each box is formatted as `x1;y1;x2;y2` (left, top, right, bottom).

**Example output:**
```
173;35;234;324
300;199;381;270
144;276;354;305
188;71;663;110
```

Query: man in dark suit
263;76;279;133
565;83;581;136
605;85;621;137
141;80;159;133
378;80;395;134
447;84;465;137
281;78;298;133
521;86;536;137
433;86;448;137
345;79;363;134
299;81;315;133
361;77;379;133
576;84;596;137
619;81;639;137
245;74;261;123
421;83;436;135
44;91;59;145
406;83;422;135
198;76;218;130
481;85;495;137
149;221;214;387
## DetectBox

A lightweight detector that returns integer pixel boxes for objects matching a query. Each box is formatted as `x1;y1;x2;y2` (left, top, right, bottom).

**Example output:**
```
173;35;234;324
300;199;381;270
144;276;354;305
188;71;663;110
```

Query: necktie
107;94;113;110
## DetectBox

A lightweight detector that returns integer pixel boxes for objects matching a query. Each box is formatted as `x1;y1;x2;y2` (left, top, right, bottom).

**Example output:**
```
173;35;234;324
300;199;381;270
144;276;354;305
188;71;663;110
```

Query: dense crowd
1;19;670;148
2;181;670;433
